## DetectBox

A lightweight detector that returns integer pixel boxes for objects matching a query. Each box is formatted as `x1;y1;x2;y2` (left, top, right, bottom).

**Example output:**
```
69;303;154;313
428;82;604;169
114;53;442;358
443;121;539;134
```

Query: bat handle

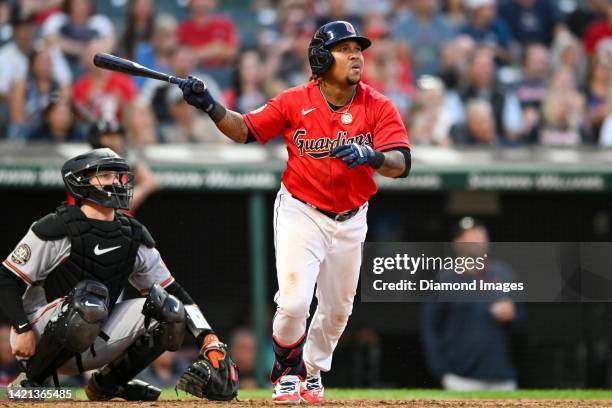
170;76;205;94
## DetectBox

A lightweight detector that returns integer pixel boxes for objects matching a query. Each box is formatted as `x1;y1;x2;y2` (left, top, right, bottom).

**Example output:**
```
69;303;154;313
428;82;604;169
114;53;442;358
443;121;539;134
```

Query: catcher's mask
62;148;134;210
308;20;371;75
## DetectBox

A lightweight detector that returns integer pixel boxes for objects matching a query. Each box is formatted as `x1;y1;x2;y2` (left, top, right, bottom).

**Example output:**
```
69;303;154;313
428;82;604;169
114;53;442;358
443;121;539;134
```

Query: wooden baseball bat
93;53;205;93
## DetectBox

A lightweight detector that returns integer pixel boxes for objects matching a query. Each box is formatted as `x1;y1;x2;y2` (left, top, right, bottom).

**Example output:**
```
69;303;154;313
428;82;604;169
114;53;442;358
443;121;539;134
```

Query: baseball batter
180;20;411;404
0;148;238;401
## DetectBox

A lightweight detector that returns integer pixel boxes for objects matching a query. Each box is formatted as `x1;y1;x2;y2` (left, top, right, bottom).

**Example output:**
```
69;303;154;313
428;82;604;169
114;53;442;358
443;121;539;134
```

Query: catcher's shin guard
87;284;185;400
26;280;109;384
270;334;307;384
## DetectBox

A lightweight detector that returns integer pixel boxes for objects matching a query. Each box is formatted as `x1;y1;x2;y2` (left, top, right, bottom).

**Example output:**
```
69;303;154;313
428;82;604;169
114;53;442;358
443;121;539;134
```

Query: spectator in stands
263;0;314;88
514;43;551;142
72;40;137;123
229;328;257;390
120;0;155;61
498;0;560;47
421;217;521;391
8;43;69;140
136;352;189;389
452;99;499;144
457;47;524;143
460;0;513;64
408;76;454;145
227;49;268;113
178;0;238;69
0;4;36;99
134;13;178;89
551;30;587;88
161;86;228;143
41;0;115;77
0;324;18;385
315;0;361;32
583;0;612;56
539;67;588;145
391;0;455;78
87;120;159;211
27;92;83;142
363;23;414;116
139;44;223;124
565;0;608;40
442;0;467;31
585;54;612;138
439;34;476;90
124;101;160;146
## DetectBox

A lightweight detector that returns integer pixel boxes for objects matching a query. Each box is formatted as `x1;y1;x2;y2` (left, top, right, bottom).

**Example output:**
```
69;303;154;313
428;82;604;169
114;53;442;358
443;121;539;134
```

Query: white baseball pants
272;183;368;376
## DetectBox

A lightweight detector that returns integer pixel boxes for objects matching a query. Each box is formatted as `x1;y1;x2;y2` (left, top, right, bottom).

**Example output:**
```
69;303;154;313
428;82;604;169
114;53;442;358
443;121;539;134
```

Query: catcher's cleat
300;375;324;404
85;373;161;401
7;372;41;388
272;375;301;404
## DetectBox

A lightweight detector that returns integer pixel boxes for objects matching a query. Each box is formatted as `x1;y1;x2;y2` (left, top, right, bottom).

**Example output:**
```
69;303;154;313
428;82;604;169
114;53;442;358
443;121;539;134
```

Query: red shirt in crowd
72;73;137;120
583;20;612;55
178;15;238;66
243;81;410;213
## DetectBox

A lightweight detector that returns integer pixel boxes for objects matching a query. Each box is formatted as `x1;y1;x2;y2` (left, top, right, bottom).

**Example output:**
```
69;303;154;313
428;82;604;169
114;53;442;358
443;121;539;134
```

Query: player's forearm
215;109;249;144
377;150;407;178
166;281;214;347
0;268;29;332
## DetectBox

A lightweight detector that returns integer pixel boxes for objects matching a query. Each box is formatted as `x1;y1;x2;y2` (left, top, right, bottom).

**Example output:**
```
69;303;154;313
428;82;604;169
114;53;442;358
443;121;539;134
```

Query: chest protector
32;204;155;306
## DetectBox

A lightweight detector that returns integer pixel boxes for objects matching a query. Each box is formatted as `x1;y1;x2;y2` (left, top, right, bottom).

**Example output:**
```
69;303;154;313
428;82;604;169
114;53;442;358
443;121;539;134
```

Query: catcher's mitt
176;338;239;401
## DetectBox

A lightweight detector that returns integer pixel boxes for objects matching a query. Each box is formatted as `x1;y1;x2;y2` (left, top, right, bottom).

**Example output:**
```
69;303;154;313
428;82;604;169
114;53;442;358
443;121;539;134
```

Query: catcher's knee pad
270;334;307;383
142;283;186;351
26;280;109;383
90;284;185;393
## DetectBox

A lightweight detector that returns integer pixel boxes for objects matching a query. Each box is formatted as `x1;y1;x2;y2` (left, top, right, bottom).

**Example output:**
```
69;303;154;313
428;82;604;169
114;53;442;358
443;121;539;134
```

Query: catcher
0;148;238;401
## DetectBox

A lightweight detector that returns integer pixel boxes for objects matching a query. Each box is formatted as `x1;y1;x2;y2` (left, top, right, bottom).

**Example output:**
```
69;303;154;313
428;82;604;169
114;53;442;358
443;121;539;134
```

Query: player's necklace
319;85;356;125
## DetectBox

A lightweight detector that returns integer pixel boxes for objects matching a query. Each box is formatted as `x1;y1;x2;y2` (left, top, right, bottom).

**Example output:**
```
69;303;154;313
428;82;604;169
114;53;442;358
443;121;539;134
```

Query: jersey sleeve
373;99;411;151
242;93;288;144
129;246;174;294
2;228;69;286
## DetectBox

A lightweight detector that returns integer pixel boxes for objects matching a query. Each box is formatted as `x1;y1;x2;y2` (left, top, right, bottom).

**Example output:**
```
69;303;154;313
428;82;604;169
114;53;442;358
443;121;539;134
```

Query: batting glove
330;143;385;169
179;76;216;113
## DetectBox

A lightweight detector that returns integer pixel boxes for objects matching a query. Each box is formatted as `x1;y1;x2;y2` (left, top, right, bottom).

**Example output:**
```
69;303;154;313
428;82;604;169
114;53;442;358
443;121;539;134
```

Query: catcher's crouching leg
86;284;185;401
26;280;109;385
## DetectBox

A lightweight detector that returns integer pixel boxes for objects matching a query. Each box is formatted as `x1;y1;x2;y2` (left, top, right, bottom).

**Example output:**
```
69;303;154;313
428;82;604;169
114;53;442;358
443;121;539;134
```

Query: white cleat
272;375;301;404
300;375;324;404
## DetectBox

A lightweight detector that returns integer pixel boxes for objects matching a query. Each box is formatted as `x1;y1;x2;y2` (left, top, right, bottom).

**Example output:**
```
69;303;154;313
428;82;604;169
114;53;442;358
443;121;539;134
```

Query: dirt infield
4;400;612;408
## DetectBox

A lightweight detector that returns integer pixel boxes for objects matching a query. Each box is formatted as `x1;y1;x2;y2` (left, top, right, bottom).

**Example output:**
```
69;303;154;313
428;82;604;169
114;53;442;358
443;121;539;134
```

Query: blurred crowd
2;0;612;148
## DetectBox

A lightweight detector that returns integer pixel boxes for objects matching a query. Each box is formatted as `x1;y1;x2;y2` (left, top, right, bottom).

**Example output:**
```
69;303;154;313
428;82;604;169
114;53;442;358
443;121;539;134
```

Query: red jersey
72;73;137;119
583;20;612;55
243;81;410;213
178;16;238;66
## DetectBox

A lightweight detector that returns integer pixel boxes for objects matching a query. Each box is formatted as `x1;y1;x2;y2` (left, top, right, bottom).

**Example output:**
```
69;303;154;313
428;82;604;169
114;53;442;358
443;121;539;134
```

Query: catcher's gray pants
10;297;147;375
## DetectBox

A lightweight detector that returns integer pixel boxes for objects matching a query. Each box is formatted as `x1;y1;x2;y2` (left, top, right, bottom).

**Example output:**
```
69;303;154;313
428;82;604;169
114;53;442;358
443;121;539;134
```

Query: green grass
69;388;612;400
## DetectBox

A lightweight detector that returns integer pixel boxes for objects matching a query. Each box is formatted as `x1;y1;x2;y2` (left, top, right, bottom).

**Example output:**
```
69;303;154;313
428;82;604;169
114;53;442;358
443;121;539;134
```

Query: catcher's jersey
243;81;410;213
2;226;174;314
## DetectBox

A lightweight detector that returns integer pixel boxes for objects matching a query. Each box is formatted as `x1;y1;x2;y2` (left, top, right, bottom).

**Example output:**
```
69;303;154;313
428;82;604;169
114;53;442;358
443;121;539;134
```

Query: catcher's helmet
62;148;134;210
308;20;371;75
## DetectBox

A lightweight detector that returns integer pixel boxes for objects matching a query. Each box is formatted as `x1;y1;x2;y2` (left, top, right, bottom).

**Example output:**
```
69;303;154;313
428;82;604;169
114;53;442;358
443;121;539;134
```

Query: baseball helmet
62;148;134;209
88;120;125;149
308;20;371;75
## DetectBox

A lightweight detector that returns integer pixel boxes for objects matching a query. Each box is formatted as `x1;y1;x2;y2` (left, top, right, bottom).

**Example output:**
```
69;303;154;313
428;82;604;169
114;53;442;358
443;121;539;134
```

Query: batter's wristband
14;321;32;334
208;103;227;123
368;149;385;169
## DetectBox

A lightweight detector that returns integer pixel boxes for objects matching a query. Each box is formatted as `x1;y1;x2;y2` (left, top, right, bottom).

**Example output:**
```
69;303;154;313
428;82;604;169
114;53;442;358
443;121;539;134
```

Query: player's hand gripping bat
93;53;205;93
